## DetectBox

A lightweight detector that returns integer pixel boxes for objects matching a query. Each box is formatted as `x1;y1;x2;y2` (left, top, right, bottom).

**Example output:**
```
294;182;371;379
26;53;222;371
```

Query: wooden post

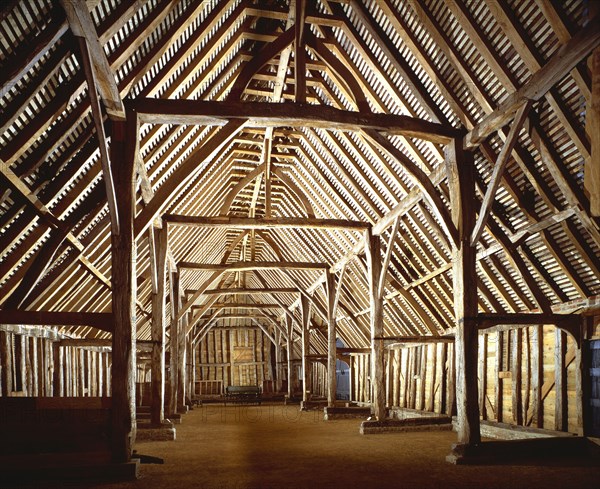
286;315;294;399
177;294;187;410
169;270;180;415
446;138;480;445
326;271;337;407
554;329;568;431
150;226;168;425
365;229;386;420
110;116;137;463
301;294;311;403
495;331;504;423
0;331;12;396
511;329;523;425
274;328;281;392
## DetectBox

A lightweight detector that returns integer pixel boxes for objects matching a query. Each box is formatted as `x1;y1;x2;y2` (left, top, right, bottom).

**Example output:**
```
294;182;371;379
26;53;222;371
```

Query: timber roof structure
1;0;600;351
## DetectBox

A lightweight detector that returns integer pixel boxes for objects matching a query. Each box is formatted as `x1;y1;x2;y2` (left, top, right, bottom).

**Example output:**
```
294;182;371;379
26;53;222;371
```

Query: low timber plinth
446;437;600;465
360;416;452;435
324;406;371;420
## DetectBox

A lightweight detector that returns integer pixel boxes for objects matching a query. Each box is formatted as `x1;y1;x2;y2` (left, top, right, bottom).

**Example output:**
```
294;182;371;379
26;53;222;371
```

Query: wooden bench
224;385;262;405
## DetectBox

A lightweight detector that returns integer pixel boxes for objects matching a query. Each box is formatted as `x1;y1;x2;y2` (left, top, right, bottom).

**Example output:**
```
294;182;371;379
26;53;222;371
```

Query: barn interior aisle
2;0;600;486
9;402;598;489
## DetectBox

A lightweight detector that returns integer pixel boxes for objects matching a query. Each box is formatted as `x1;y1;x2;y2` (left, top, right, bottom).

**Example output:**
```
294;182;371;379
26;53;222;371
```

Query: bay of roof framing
1;0;600;470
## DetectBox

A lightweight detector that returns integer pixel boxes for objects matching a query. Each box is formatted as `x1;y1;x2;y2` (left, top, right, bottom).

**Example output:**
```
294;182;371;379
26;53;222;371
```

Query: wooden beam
178;261;329;272
464;13;600;148
294;0;307;103
192;303;285;310
586;47;600;216
127;99;461;143
164;215;370;230
60;0;125;119
470;101;531;245
478;313;582;347
0;310;113;331
365;129;458;247
77;36;120;235
197;287;298;295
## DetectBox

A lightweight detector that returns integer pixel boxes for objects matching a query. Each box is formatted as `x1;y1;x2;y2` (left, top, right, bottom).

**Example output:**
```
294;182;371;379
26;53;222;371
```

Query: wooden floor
14;403;600;489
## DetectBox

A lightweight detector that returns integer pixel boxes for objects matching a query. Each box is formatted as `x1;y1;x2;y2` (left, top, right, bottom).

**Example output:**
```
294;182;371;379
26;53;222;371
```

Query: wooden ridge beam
164;215;370;230
464;13;600;148
0;310;114;331
179;261;329;272
126;99;460;143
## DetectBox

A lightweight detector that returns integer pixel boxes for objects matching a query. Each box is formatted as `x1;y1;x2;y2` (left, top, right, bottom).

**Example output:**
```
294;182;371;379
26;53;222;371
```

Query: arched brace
272;166;315;217
228;27;296;100
304;32;370;113
477;313;583;348
219;164;265;215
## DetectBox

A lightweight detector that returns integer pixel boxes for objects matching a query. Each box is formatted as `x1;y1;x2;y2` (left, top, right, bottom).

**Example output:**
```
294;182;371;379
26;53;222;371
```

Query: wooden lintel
58;338;112;348
464;13;600;148
179;261;329;272
0;310;114;332
164;215;370;230
126;99;461;143
378;336;455;344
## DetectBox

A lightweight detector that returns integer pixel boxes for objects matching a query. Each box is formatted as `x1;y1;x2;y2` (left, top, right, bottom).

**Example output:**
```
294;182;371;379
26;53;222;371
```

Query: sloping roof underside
1;0;599;350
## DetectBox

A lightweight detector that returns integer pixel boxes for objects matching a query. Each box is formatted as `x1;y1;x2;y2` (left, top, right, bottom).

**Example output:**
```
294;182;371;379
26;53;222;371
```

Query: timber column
168;270;180;416
150;226;167;425
326;271;337;407
446;138;480;449
301;294;312;407
365;229;385;421
286;315;294;400
110;116;137;463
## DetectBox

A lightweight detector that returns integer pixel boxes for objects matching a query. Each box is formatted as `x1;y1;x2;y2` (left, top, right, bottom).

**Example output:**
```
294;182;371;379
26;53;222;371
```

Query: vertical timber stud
365;228;386;420
326;271;337;407
446;138;481;448
286;315;294;400
301;294;311;405
150;226;168;425
110;115;137;463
